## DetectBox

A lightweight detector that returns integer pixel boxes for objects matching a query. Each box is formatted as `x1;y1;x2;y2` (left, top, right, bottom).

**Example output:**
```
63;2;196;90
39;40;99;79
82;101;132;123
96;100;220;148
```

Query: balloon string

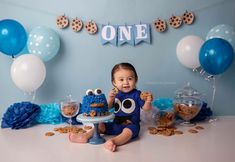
32;91;36;103
211;77;216;110
208;77;218;124
23;91;36;103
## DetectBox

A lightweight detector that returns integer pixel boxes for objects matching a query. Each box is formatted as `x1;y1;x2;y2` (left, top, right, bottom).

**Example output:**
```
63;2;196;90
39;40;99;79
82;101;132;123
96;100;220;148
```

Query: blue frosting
1;102;41;129
80;94;109;116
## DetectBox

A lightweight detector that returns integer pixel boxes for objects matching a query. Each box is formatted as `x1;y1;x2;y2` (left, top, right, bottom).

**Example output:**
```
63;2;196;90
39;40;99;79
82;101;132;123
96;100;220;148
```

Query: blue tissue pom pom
35;103;80;125
35;103;65;124
191;102;213;122
1;102;41;129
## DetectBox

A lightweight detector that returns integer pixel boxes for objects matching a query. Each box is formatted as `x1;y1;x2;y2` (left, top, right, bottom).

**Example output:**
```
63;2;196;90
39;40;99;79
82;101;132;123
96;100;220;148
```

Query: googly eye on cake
80;88;110;118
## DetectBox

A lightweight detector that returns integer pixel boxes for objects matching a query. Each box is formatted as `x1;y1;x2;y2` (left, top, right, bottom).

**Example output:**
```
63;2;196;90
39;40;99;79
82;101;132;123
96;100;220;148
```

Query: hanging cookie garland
153;18;167;32
71;17;83;32
56;15;69;29
56;9;196;36
85;20;98;34
182;11;195;25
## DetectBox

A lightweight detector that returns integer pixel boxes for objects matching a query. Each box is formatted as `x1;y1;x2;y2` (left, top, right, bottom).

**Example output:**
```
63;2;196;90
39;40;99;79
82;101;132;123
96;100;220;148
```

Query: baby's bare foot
69;133;88;143
104;139;116;152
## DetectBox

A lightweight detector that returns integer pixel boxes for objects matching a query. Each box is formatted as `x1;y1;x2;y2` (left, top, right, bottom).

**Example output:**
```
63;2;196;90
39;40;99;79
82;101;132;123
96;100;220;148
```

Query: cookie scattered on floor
195;125;204;130
45;126;88;137
188;129;198;134
45;132;55;136
148;124;205;136
174;130;183;135
53;126;87;134
148;127;181;136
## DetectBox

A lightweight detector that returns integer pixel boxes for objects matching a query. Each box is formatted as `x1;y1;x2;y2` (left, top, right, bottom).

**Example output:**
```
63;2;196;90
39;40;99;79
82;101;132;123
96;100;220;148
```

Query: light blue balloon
27;26;60;62
206;24;235;50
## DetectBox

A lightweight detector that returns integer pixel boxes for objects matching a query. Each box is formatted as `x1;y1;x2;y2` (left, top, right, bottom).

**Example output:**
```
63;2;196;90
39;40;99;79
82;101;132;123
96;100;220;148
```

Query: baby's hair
111;62;138;82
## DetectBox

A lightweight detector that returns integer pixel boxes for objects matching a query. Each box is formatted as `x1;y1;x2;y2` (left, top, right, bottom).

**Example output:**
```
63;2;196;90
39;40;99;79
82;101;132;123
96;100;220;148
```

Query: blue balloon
199;38;234;75
0;19;27;56
27;26;60;62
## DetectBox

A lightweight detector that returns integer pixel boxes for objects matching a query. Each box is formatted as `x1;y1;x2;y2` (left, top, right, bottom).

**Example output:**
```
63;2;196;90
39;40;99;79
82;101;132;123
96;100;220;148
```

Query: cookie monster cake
80;88;110;117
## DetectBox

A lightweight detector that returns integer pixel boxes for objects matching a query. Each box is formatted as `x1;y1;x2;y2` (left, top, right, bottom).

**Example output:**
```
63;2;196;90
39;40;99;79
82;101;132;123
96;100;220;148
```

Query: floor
1;116;235;162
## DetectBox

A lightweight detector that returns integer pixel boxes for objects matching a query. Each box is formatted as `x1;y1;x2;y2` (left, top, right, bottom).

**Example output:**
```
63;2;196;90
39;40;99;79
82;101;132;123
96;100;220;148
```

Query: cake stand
76;113;114;145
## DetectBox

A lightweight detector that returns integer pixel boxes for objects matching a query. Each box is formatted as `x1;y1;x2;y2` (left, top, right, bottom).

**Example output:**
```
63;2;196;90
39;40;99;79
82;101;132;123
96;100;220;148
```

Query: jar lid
61;94;77;104
175;82;201;98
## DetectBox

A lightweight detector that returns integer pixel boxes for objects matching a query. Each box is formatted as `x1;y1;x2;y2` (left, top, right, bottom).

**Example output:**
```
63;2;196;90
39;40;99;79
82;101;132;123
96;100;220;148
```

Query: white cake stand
76;113;114;145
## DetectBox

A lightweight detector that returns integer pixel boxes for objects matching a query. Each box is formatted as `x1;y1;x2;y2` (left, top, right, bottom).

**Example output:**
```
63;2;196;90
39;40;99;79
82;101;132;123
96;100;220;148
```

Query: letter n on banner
101;24;117;46
118;25;135;46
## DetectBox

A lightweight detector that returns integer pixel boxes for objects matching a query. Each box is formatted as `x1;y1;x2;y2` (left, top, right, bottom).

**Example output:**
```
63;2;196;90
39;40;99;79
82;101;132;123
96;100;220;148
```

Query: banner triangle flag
101;24;117;46
134;23;151;45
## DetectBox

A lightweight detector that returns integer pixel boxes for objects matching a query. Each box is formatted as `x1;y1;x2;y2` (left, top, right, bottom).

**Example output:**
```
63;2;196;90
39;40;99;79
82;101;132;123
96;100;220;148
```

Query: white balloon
11;54;46;93
176;35;204;69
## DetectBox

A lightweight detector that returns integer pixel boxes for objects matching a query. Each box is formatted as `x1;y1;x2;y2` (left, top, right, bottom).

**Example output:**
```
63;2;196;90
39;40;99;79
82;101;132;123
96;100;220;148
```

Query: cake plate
76;113;114;145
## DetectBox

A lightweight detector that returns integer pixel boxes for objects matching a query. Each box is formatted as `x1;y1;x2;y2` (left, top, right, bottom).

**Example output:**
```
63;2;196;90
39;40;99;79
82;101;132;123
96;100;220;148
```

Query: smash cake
80;88;110;117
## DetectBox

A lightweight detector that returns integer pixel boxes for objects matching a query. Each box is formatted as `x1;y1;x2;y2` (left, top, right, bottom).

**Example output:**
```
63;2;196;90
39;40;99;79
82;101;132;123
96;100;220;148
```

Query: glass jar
174;83;202;126
60;95;79;124
153;98;175;128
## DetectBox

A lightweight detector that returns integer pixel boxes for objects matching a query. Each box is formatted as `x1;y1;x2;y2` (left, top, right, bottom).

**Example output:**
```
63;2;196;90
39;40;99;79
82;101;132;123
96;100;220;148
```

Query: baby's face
113;69;136;93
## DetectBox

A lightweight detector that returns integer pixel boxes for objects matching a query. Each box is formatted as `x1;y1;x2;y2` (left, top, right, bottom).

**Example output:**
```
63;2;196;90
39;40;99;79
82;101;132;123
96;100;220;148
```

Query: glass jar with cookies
174;83;202;126
153;98;175;128
60;95;79;127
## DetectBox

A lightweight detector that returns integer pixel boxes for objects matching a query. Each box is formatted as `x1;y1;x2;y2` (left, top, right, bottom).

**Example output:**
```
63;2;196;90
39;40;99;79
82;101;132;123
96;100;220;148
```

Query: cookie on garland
182;11;195;25
168;15;182;29
56;15;69;29
71;18;83;32
153;18;167;32
85;20;98;34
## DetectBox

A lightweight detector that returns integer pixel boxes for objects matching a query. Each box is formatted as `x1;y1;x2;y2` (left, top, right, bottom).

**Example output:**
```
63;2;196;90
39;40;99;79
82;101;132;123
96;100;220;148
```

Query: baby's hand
109;87;118;99
140;92;153;102
146;93;153;103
